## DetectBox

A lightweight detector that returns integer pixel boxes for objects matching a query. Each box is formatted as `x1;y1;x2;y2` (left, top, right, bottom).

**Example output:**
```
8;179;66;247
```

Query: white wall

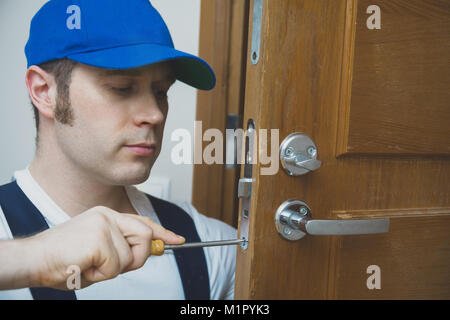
0;0;201;203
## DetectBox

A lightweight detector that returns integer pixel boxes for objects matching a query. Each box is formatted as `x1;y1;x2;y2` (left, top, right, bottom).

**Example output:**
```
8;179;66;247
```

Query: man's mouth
125;143;157;156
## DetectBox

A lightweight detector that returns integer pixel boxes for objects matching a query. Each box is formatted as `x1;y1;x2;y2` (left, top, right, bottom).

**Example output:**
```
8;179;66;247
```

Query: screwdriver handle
151;239;165;256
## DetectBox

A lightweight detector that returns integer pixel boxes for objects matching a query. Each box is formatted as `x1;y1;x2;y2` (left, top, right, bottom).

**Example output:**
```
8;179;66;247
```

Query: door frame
192;0;250;228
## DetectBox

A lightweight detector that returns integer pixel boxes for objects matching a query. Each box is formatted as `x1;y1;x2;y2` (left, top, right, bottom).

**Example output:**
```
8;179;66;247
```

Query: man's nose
132;93;165;127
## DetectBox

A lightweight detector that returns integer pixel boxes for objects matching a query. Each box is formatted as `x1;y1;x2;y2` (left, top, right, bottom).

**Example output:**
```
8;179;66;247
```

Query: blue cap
25;0;215;90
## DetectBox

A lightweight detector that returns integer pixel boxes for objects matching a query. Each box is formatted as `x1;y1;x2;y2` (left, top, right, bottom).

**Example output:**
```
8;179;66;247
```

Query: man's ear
25;66;57;120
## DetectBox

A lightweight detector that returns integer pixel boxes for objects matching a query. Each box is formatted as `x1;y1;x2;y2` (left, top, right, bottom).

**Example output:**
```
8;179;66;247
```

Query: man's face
54;62;176;186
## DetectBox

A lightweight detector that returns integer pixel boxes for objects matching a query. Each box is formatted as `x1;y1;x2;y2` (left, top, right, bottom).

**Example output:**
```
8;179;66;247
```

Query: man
0;0;236;300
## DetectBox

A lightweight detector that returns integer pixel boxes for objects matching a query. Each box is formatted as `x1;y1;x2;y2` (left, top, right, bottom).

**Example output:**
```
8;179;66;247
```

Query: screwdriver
150;239;246;256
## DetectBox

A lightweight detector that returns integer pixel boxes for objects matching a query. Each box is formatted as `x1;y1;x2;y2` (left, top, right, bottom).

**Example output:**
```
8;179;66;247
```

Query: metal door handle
275;200;390;241
281;209;389;235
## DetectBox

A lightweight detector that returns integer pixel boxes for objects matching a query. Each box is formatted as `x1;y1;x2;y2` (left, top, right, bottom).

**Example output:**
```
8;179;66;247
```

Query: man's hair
31;58;78;146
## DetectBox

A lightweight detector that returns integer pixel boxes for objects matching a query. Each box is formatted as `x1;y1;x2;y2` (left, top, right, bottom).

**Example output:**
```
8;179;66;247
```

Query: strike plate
238;119;256;250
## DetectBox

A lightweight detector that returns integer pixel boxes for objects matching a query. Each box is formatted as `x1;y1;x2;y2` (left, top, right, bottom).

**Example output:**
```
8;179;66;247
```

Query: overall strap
0;181;77;300
147;194;210;300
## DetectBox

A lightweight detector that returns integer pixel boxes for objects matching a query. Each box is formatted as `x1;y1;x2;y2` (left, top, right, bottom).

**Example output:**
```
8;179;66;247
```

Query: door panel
337;0;450;155
330;209;450;299
235;0;450;299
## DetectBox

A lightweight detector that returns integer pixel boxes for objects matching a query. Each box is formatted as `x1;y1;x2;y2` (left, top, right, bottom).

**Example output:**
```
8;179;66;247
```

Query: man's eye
112;86;132;94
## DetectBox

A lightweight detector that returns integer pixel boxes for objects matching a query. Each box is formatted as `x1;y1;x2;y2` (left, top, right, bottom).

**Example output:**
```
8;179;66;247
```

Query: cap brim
68;43;216;90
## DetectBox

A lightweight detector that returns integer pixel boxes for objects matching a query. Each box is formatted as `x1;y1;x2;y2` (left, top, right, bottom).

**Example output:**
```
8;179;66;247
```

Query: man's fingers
108;224;134;273
83;210;185;276
123;235;151;272
83;237;121;283
100;208;185;244
108;214;155;271
110;213;185;272
131;215;186;245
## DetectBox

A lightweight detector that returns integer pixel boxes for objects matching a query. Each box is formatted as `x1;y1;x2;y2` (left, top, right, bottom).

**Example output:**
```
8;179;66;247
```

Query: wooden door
235;0;450;299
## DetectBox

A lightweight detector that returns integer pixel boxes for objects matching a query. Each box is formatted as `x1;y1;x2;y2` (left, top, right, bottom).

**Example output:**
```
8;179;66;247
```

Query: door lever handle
275;200;390;241
282;209;389;235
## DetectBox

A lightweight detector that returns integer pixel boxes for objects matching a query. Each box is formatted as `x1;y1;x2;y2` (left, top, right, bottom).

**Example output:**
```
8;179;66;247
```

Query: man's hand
17;206;184;290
